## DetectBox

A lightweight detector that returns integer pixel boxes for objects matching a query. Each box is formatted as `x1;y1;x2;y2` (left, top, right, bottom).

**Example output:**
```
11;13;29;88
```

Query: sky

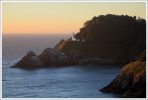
2;2;146;35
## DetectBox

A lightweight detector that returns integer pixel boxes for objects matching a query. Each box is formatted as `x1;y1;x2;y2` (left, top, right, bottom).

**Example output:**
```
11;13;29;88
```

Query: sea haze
3;33;71;62
2;34;121;98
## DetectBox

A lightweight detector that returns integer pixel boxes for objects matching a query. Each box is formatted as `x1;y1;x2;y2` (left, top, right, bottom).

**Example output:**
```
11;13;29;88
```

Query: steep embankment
100;50;146;97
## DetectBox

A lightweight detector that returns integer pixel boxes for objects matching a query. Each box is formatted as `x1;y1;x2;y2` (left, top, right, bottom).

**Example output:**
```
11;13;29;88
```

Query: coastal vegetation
56;14;146;64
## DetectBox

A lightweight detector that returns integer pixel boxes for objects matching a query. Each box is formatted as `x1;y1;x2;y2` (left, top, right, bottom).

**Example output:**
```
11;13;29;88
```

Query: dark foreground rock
100;51;146;98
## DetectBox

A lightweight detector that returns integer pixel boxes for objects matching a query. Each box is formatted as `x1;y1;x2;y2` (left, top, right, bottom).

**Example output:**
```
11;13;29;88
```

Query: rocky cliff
100;50;146;97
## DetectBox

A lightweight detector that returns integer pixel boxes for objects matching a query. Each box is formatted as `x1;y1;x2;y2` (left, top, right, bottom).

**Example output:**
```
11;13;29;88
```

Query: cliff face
100;50;146;97
55;40;83;59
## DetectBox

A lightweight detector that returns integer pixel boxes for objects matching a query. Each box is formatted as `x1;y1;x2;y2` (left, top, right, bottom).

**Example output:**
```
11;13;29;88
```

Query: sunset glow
2;2;146;35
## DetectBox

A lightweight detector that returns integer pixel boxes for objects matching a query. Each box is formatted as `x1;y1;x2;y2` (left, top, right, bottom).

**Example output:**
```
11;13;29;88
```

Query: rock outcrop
39;48;67;65
39;48;76;66
100;50;146;97
12;51;44;68
12;48;77;69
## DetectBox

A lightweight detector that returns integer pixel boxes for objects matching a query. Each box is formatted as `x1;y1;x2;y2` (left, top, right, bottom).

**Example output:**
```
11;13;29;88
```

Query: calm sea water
3;34;121;98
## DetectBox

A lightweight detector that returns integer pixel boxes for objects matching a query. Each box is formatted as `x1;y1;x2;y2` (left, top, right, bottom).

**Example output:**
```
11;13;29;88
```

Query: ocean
2;34;121;98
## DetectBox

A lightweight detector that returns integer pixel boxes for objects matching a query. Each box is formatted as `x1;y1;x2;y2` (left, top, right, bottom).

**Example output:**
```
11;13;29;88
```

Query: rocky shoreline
11;48;115;69
100;50;146;98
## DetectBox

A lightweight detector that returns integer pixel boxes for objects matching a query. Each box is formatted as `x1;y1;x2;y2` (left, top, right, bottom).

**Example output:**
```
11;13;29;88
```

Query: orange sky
2;2;146;35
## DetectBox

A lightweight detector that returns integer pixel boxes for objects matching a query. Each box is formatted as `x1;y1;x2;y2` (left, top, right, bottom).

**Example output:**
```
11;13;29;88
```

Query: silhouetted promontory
12;14;146;68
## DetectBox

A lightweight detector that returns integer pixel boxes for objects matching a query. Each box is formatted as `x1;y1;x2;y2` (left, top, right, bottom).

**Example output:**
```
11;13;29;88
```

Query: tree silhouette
72;14;146;63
